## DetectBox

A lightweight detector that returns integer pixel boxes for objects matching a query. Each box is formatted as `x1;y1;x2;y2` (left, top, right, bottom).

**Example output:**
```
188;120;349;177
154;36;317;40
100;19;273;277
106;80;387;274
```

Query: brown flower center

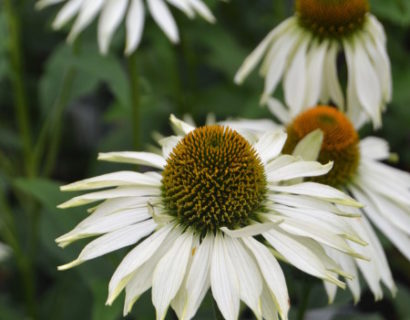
284;106;360;187
295;0;369;37
162;125;267;234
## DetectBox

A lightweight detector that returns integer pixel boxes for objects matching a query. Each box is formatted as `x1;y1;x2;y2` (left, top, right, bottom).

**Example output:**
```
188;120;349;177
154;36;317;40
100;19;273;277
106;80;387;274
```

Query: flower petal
152;231;193;320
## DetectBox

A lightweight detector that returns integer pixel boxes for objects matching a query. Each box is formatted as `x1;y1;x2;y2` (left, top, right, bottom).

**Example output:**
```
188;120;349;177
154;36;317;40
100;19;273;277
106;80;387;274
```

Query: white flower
36;0;216;55
235;0;391;129
235;105;407;301
0;242;10;262
57;115;365;319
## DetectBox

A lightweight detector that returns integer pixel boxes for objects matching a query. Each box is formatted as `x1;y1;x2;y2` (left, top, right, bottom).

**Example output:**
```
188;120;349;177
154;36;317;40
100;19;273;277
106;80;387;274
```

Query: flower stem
127;51;140;150
4;0;34;177
42;67;77;176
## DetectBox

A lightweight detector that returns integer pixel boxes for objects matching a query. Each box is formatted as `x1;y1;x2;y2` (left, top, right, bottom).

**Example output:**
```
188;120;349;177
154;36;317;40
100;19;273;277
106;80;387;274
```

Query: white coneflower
57;115;366;320
278;105;408;300
0;242;10;262
235;0;391;129
36;0;216;55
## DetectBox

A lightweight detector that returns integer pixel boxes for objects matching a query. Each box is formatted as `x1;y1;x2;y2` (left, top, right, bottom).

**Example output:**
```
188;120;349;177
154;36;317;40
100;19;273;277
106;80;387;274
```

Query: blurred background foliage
0;0;409;319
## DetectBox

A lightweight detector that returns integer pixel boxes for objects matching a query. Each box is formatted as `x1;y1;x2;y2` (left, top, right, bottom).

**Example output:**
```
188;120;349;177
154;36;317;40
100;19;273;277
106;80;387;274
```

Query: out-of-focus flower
36;0;216;55
57;115;365;319
235;0;391;129
0;242;10;262
238;105;406;300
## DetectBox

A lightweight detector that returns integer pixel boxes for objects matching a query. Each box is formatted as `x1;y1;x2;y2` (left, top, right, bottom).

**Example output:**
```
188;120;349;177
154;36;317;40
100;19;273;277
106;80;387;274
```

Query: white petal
323;247;360;303
225;238;263;318
234;18;296;84
211;233;240;320
36;0;65;10
344;39;369;129
159;136;181;159
125;0;145;54
275;217;362;258
52;0;83;29
261;26;301;103
253;130;287;164
61;171;161;191
284;35;309;116
323;41;344;108
260;284;279;320
292;129;323;161
56;207;151;246
267;160;332;182
187;0;215;23
263;228;344;287
169;114;195;135
58;220;156;270
107;225;175;304
67;0;105;43
350;185;410;261
153;231;193;320
351;39;382;128
304;40;328;108
58;186;160;208
243;237;289;320
359;137;389;160
361;32;391;103
221;222;281;238
123;232;181;315
98;151;166;169
147;0;179;43
266;98;291;124
98;0;127;54
184;235;213;320
166;0;194;18
269;182;361;207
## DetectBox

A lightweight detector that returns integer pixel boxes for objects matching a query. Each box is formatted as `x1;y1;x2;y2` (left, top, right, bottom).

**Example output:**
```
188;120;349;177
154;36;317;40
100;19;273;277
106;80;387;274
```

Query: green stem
42;67;77;176
4;0;34;177
0;192;37;319
296;283;312;320
128;51;140;150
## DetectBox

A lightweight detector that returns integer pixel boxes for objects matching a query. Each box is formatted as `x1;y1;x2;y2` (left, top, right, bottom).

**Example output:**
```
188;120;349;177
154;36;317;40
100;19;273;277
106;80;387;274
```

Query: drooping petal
210;233;240;320
147;0;179;43
243;237;289;320
98;151;166;169
98;0;128;54
107;225;176;304
58;220;156;270
152;231;193;320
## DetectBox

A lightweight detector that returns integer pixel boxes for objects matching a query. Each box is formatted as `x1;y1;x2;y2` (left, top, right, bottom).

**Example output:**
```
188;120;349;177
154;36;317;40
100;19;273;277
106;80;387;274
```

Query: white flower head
57;115;366;320
0;242;11;262
271;105;409;301
235;0;391;129
36;0;216;55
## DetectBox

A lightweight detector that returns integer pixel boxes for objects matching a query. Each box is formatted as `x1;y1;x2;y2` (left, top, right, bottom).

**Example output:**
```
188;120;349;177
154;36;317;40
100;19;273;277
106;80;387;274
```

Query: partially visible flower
36;0;216;55
235;0;391;129
245;105;407;301
0;242;10;262
57;115;365;319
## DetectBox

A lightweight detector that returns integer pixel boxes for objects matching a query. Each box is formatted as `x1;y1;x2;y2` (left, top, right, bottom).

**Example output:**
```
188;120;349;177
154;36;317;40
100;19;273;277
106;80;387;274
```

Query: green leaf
371;0;410;26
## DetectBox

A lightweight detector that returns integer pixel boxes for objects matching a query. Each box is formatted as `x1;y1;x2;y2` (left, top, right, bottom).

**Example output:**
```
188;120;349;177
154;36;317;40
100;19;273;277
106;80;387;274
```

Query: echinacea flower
273;105;407;300
57;115;366;319
36;0;216;55
235;0;391;129
0;242;10;262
